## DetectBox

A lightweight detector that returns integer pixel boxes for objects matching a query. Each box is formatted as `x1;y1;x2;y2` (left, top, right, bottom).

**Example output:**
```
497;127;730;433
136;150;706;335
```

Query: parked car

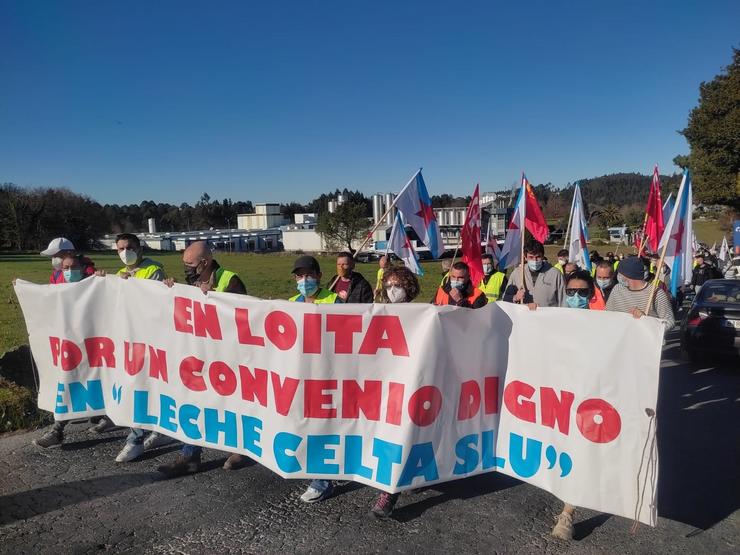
681;279;740;362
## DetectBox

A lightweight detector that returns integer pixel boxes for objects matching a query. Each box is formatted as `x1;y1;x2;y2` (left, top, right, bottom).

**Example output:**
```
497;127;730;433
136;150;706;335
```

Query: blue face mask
297;277;318;297
617;275;628;287
449;279;465;290
63;269;82;283
596;278;612;289
527;259;543;272
565;293;589;309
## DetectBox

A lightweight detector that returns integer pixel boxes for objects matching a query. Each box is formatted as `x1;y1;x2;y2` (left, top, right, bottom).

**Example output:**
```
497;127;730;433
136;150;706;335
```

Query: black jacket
691;263;721;288
328;271;374;303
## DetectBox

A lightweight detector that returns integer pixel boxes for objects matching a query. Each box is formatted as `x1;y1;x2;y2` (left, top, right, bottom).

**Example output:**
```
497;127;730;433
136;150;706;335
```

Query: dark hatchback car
681;279;740;362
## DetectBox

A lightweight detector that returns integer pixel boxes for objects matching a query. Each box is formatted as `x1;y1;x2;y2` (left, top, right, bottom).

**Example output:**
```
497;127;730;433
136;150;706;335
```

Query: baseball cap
291;255;321;274
41;237;76;256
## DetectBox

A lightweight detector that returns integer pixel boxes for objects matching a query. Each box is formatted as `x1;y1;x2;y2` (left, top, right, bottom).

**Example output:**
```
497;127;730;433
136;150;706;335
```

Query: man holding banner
502;240;565;308
157;241;250;477
432;261;487;308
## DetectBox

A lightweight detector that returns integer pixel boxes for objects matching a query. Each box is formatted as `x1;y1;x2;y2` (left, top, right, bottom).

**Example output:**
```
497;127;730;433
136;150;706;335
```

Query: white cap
40;237;76;256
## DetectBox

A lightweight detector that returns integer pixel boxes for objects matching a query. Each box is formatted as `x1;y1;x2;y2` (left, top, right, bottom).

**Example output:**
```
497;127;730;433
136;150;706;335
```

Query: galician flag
658;170;694;297
498;177;526;270
567;182;591;273
387;212;424;275
662;193;674;229
394;170;445;258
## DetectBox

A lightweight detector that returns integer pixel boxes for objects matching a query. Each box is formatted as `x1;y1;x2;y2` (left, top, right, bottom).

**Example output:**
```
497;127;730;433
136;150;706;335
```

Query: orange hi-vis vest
434;286;485;306
589;286;606;310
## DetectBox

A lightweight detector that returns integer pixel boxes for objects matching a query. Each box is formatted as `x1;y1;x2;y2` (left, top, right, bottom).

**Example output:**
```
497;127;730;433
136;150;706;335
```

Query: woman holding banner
370;266;420;519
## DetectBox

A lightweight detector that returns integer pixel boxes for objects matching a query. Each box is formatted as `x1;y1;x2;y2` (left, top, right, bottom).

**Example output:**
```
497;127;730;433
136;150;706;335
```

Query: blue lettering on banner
307;435;340;474
133;390;157;425
508;432;542;478
179;404;201;440
397;442;438;487
240;415;262;457
204;408;237;448
344;435;373;480
55;382;68;414
371;438;403;486
274;432;302;473
159;394;178;432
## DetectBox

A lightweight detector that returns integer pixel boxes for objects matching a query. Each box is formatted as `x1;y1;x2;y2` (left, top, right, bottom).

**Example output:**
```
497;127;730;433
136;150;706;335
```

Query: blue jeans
309;479;333;493
181;444;202;458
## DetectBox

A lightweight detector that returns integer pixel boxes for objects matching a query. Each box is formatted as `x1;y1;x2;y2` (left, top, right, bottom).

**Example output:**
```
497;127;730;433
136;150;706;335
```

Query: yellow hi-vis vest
479;272;506;303
376;268;384;290
117;258;165;280
214;268;238;292
289;288;339;304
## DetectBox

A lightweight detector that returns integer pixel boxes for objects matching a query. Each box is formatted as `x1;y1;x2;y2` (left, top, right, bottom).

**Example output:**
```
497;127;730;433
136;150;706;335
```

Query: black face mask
184;264;201;285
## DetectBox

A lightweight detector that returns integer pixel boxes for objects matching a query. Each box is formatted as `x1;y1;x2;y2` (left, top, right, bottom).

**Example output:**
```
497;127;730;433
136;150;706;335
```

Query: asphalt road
1;329;738;554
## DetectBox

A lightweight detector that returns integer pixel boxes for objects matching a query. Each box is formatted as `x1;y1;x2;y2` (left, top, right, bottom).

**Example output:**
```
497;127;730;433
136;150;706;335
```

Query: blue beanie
618;256;646;280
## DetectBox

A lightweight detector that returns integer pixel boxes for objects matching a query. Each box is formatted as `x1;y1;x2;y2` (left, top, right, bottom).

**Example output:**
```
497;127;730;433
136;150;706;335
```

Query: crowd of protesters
25;233;730;540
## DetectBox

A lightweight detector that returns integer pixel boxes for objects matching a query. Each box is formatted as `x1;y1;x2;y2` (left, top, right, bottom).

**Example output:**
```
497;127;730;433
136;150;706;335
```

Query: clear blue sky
1;0;738;205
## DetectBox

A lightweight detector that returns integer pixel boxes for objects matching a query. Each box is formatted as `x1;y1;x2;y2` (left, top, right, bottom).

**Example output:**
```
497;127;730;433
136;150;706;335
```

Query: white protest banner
14;277;662;525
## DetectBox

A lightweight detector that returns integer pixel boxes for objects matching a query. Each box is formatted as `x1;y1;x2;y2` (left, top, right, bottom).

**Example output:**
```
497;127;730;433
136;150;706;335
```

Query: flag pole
351;168;422;259
644;235;670;315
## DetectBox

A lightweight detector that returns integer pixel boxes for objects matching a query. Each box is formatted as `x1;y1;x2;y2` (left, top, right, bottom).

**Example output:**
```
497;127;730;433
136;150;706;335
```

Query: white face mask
558;258;568;265
386;285;407;303
51;256;63;270
482;264;493;274
119;249;139;266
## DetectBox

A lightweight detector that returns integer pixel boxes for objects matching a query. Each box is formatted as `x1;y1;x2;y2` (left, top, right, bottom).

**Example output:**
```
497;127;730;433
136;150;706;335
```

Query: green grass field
1;220;724;354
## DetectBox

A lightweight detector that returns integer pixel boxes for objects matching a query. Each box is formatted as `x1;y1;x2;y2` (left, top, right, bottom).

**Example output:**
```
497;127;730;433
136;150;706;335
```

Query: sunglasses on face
566;287;590;296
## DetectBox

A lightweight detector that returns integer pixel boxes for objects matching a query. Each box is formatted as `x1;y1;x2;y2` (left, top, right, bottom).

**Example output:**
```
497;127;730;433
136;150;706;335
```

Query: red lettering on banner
209;361;237;396
457;380;481;420
148;346;168;382
540;387;575;435
271;371;299;416
84;337;116;368
484;377;499;414
303;313;322;354
48;337;84;371
192;300;222;340
179;356;206;391
385;382;404;425
342;380;381;420
358;316;409;357
326;315;363;354
235;308;265;346
408;385;442;426
264;311;297;351
304;379;337;418
503;380;536;423
173;297;193;334
239;365;268;407
49;337;61;366
124;342;146;376
576;399;622;443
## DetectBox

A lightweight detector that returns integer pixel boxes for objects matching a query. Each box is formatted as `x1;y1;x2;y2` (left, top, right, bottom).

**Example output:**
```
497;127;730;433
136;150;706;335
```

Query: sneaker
300;480;335;503
370;492;399;519
33;430;63;448
89;416;115;433
223;453;247;470
551;511;574;540
157;453;201;478
115;442;144;463
143;432;172;450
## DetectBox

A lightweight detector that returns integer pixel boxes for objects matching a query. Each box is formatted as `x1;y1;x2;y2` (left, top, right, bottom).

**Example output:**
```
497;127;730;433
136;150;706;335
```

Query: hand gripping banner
14;277;663;525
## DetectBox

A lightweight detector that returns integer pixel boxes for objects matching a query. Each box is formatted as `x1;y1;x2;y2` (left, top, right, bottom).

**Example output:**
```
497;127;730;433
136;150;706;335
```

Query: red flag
461;184;484;286
643;166;665;253
523;177;549;243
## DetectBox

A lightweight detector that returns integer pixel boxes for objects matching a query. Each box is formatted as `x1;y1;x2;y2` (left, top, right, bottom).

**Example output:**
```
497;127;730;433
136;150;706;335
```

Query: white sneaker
115;442;144;463
143;432;172;450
